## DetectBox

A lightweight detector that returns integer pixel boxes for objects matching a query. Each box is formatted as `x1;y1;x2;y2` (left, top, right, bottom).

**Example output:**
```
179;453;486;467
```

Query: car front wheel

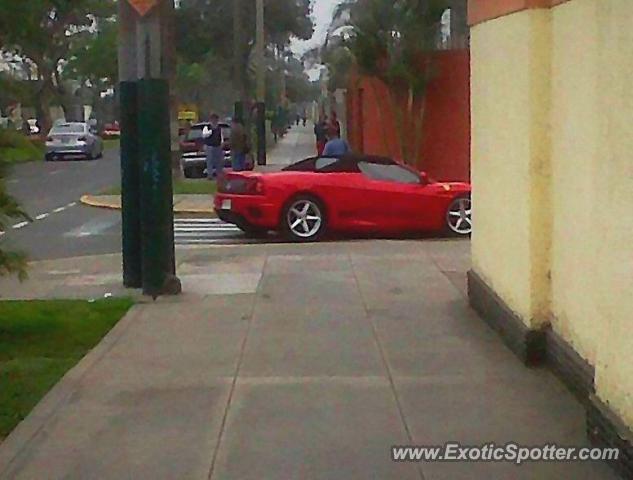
446;195;472;236
282;195;326;242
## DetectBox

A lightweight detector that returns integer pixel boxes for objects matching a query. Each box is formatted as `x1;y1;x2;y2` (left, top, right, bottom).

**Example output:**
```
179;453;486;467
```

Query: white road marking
35;213;50;220
52;206;67;213
66;202;77;208
64;217;120;238
12;221;29;230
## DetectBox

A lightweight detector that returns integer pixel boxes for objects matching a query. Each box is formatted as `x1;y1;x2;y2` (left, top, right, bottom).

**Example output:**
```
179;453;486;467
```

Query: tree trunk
368;79;390;156
35;79;54;133
412;93;427;170
388;87;406;163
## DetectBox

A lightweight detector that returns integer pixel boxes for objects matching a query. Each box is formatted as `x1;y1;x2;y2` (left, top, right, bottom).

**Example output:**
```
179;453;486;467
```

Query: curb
79;195;216;216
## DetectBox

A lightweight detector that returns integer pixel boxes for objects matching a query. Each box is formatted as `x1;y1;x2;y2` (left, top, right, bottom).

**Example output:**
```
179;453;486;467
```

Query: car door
310;157;377;231
356;161;437;231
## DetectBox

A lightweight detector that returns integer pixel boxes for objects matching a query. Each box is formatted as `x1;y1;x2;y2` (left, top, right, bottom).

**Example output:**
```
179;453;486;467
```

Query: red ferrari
214;154;472;241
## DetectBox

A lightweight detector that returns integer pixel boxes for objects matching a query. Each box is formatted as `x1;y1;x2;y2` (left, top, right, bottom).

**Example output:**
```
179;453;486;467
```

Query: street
0;147;272;261
2;148;122;261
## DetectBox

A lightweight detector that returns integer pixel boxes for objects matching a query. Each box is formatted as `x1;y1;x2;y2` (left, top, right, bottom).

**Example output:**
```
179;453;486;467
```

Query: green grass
0;298;134;439
102;178;217;196
103;138;120;150
0;129;45;165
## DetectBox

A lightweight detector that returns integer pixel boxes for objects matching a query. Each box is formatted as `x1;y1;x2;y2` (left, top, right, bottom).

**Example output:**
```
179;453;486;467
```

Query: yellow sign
127;0;159;17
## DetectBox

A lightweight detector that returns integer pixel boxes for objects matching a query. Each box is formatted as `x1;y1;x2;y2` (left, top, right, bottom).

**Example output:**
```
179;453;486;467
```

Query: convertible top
282;154;396;173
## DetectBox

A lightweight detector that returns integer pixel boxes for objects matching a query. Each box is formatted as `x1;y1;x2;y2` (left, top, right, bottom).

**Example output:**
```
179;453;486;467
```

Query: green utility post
119;0;180;298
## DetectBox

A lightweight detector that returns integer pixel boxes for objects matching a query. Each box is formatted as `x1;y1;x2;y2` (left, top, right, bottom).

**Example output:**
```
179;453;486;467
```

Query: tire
445;194;472;236
184;166;204;179
237;224;268;238
281;194;327;242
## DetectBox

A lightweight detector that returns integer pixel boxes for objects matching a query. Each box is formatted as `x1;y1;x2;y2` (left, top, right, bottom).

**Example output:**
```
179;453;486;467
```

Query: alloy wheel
286;199;323;239
447;196;472;235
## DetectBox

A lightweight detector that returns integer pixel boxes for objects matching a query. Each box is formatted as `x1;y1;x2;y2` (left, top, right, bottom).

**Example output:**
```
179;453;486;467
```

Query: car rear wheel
282;195;326;242
184;166;204;179
446;195;472;236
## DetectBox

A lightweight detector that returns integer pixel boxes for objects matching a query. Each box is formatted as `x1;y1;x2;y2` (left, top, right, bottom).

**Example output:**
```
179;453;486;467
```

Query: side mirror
420;171;429;184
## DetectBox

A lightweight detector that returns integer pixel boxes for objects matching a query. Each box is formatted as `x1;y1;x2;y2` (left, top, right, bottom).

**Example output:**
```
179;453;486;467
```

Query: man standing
322;128;351;157
230;118;250;172
204;113;223;180
314;116;328;156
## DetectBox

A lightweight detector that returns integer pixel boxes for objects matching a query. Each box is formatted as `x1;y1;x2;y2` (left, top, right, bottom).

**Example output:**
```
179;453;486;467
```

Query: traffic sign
127;0;159;17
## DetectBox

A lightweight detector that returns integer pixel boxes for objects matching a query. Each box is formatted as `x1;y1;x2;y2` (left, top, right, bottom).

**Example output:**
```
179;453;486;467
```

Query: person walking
203;113;223;180
322;128;351;157
230;118;250;172
314;116;328;156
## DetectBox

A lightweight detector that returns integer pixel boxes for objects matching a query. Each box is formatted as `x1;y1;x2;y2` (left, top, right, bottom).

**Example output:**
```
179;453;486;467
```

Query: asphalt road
1;148;265;261
2;148;123;261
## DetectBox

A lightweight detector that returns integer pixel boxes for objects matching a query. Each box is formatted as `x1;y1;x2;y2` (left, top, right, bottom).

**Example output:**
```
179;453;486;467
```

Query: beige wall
471;0;633;427
471;9;551;328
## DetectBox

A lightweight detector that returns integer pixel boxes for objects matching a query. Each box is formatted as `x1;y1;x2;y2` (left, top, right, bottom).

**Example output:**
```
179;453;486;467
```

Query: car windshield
51;124;85;135
358;162;421;184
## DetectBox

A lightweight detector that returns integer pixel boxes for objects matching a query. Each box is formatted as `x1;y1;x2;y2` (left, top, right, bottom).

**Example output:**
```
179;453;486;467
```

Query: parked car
45;122;104;161
102;121;121;138
180;122;254;178
214;154;472;241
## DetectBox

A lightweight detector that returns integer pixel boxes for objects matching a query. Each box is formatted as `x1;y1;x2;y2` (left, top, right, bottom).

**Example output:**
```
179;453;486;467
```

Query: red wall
347;50;471;182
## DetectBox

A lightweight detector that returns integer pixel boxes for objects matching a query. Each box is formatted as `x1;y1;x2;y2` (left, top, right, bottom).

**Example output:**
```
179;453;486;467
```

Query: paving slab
212;381;420;480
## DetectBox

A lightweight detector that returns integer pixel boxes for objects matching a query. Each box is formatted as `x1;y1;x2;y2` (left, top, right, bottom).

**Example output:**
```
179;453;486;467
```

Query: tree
175;0;314;104
0;0;116;132
323;0;447;166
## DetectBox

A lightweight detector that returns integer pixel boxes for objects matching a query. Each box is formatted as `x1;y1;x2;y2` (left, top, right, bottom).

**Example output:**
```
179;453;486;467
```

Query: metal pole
255;0;266;165
136;0;181;298
233;0;245;121
118;0;142;288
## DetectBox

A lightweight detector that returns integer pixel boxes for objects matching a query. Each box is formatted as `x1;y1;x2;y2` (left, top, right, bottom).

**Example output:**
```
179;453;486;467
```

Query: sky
291;0;344;79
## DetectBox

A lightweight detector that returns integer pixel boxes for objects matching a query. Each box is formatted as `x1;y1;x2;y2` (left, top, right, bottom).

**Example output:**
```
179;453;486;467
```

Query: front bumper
214;194;279;229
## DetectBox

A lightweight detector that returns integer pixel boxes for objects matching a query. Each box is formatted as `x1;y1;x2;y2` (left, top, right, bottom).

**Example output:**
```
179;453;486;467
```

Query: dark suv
180;122;254;178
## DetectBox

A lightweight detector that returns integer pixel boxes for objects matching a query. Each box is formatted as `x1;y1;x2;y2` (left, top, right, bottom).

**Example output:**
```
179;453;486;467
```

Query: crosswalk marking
174;218;245;245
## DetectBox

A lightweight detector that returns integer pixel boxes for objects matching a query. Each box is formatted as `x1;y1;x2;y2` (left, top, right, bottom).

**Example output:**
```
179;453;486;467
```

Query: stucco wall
471;0;633;427
590;0;633;429
346;51;471;182
550;0;600;364
470;10;551;326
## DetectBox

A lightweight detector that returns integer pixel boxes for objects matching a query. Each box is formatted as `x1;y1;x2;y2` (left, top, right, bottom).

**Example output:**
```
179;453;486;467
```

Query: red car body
214;155;471;240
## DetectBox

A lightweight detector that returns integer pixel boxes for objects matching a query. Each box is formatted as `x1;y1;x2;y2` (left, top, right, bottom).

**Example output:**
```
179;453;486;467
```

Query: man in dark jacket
314;116;328;155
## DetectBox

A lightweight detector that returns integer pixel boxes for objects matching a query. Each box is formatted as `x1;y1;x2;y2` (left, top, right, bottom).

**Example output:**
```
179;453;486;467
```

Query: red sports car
214;154;472;241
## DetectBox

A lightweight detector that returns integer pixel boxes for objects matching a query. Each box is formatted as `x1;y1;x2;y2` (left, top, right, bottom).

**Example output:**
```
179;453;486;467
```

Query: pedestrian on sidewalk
328;110;341;138
230;118;250;172
314;116;328;156
322;128;351;157
203;113;224;180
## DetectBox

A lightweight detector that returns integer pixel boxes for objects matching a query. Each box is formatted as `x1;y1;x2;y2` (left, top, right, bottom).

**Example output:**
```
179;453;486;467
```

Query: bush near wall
0;129;45;165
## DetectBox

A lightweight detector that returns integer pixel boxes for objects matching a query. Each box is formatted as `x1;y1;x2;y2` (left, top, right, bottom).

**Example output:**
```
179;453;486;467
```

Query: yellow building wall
591;0;633;428
472;0;633;427
470;10;551;328
550;0;600;364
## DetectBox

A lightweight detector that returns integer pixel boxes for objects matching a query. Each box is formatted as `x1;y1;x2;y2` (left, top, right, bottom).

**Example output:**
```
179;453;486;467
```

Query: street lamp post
255;0;267;165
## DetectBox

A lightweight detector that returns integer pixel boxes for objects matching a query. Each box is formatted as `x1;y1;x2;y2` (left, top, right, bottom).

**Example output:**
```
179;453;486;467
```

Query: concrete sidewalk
0;240;618;480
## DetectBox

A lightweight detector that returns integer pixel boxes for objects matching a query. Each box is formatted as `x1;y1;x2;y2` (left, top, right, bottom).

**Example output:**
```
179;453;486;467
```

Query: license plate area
221;199;232;210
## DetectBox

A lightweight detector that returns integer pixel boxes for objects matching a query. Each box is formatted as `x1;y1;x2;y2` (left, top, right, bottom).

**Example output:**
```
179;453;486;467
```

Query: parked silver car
45;122;104;161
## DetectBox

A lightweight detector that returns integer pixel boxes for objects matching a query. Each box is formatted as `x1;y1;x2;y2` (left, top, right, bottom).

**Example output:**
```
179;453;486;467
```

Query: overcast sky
291;0;343;79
